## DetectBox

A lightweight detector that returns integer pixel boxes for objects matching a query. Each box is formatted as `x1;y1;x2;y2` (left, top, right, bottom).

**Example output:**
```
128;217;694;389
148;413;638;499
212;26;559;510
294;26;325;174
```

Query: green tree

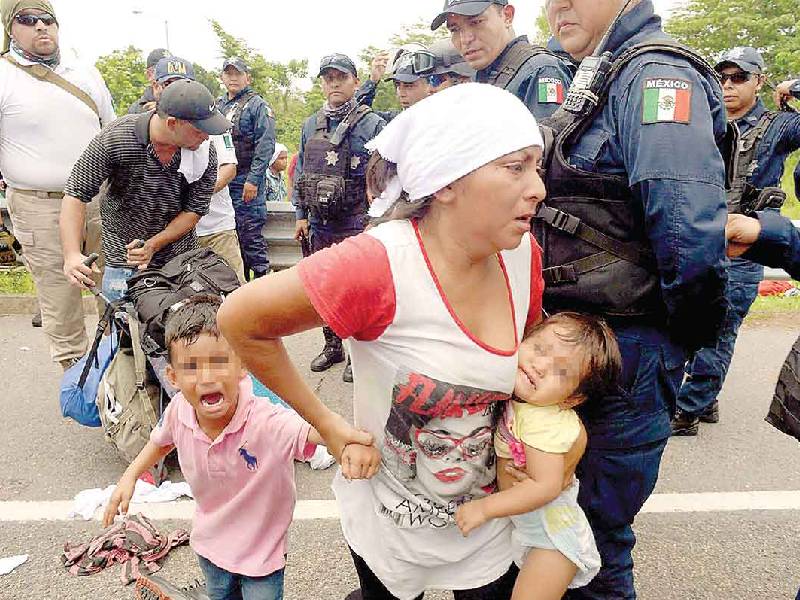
532;7;551;46
210;19;311;151
666;0;800;212
95;46;148;112
666;0;800;86
193;63;222;98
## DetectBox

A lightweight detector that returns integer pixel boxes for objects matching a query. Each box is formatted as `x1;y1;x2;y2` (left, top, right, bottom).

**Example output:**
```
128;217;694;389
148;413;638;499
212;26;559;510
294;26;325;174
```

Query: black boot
342;357;353;383
310;327;345;372
699;401;719;423
671;410;699;436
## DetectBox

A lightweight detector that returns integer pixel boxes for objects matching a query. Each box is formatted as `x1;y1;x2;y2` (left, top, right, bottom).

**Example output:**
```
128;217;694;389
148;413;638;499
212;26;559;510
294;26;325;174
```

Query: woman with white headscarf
265;142;289;202
219;83;547;600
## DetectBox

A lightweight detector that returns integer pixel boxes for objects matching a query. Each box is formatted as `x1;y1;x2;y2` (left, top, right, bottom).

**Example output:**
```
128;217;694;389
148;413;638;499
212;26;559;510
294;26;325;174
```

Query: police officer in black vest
292;54;386;382
217;57;276;280
534;0;729;596
430;0;573;119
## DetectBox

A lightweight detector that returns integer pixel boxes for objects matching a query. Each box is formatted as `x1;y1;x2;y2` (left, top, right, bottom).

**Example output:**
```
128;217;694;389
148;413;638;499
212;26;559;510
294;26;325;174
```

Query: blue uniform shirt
291;108;385;221
565;0;729;351
735;99;800;190
355;80;401;123
745;211;800;280
476;35;573;120
216;87;277;187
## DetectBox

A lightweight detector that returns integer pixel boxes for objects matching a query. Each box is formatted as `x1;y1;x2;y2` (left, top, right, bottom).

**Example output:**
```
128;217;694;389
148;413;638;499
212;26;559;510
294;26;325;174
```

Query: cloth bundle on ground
61;514;189;584
757;280;796;296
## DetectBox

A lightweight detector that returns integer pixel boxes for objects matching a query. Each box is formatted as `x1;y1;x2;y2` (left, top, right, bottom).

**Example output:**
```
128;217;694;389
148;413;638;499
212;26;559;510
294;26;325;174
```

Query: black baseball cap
147;48;171;69
318;53;358;78
431;0;508;30
715;47;765;74
158;80;231;135
222;57;249;73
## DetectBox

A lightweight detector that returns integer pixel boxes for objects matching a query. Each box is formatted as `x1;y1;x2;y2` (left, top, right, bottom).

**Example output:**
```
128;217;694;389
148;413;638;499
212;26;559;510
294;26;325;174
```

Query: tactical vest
727;111;786;215
296;105;372;224
535;40;724;318
224;90;259;176
485;41;556;90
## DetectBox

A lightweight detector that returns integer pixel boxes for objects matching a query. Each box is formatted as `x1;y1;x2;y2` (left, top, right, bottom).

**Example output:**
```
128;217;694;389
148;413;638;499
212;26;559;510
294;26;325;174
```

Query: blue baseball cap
155;57;195;83
715;47;765;74
431;0;508;30
318;53;358;78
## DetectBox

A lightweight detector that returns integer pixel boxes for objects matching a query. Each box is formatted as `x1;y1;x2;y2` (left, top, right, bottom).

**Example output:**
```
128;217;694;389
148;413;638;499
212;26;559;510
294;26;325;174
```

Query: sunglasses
14;13;57;26
428;74;448;88
719;71;753;85
394;50;436;76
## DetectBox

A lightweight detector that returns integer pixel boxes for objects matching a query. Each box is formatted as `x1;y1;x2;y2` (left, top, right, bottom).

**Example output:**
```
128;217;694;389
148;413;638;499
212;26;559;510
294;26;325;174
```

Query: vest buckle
539;206;581;235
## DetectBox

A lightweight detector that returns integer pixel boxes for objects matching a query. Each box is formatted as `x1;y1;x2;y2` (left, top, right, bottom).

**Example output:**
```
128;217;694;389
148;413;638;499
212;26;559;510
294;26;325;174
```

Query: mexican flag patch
642;78;692;124
538;78;564;104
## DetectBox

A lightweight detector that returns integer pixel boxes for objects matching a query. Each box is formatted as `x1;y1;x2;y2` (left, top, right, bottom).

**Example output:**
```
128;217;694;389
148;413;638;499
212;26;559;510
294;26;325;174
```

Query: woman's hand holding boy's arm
341;442;381;480
218;269;373;464
101;441;173;527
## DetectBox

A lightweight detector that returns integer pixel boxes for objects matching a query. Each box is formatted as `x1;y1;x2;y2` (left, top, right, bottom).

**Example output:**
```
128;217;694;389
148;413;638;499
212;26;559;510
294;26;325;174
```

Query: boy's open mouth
201;392;223;407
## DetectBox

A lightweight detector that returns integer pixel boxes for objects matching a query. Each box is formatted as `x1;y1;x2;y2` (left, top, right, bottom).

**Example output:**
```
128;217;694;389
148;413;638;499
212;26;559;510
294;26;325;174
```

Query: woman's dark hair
366;152;435;225
164;294;223;364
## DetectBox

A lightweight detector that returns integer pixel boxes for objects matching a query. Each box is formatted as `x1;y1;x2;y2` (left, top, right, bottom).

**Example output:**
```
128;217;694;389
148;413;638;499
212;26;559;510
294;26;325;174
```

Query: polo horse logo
239;444;258;471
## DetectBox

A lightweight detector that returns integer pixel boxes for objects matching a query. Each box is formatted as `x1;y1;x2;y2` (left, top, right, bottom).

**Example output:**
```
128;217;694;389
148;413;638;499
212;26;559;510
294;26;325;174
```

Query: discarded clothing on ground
0;554;28;576
61;514;189;584
69;479;193;520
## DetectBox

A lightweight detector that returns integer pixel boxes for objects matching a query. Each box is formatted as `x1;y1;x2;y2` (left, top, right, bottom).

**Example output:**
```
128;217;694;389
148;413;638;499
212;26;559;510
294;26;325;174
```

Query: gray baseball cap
715;47;765;74
158;79;230;135
431;0;508;30
429;39;476;79
318;53;358;78
222;57;249;73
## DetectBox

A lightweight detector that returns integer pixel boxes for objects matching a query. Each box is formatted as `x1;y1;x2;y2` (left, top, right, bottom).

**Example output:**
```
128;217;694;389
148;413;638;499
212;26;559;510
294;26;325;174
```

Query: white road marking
3;491;800;523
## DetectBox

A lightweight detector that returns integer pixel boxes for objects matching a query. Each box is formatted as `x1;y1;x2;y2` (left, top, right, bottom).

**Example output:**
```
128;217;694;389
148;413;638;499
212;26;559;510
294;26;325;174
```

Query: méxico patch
538;77;565;104
642;78;692;124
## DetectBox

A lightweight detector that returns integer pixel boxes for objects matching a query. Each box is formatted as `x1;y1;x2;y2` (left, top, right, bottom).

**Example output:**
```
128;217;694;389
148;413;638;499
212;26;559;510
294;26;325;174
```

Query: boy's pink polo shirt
150;376;313;577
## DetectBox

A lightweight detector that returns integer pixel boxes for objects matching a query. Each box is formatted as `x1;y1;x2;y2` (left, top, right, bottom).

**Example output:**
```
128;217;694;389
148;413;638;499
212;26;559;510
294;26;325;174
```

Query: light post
131;9;170;51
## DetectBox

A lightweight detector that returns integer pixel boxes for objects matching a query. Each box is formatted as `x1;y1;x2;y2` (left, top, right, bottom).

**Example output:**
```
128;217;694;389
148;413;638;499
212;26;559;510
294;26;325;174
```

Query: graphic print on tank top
375;367;510;529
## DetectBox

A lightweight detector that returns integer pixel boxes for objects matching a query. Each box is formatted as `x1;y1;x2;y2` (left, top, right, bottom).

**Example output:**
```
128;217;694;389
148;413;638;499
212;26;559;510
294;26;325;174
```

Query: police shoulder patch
222;132;234;149
642;78;692;124
537;77;565;104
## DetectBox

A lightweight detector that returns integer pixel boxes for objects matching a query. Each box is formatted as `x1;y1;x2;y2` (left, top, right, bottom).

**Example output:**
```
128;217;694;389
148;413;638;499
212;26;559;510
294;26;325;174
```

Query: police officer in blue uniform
217;57;276;280
357;47;434;122
673;48;800;435
427;39;476;93
536;1;729;597
727;211;800;280
292;54;385;381
431;0;573;119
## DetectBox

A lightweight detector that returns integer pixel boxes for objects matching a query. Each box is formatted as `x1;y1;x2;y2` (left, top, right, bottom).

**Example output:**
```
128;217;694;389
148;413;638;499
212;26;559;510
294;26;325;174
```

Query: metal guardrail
1;201;797;279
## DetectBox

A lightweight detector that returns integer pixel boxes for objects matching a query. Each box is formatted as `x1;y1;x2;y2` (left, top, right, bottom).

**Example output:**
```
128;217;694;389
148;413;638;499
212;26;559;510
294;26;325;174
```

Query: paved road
1;315;799;599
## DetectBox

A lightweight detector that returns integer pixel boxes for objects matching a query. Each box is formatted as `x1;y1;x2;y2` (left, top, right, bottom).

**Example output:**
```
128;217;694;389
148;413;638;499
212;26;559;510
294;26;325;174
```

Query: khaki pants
198;229;246;284
6;188;103;362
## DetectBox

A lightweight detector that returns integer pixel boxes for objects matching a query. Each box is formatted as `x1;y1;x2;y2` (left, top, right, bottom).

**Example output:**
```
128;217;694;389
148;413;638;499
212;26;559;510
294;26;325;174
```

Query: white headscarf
270;143;288;167
365;82;544;218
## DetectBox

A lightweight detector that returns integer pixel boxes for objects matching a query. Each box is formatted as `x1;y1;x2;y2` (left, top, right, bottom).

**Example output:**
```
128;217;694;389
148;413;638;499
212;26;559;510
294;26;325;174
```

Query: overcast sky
56;0;680;74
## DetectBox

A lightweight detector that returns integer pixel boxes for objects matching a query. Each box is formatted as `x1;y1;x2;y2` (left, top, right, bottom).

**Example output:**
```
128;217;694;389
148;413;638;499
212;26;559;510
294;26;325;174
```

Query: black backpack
126;248;241;356
765;332;800;442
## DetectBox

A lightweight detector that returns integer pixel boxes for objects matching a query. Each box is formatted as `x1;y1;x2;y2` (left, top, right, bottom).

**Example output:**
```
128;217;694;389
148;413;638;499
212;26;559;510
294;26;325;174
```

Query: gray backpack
96;317;162;464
